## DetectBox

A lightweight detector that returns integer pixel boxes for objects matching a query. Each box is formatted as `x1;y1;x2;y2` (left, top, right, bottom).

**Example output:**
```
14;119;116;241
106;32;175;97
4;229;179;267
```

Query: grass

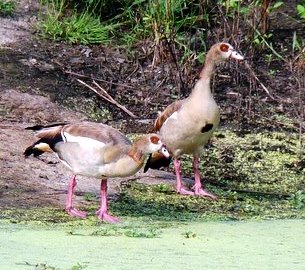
36;0;305;57
0;0;16;16
38;0;115;44
37;0;206;58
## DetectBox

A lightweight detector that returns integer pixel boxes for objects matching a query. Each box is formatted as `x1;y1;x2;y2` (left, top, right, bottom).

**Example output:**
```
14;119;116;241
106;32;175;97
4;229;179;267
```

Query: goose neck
199;52;216;80
128;143;145;165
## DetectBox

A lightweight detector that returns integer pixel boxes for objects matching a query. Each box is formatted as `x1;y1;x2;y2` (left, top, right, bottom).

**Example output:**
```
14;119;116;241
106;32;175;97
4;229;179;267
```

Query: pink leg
193;157;217;199
65;175;87;218
174;159;194;195
96;179;120;223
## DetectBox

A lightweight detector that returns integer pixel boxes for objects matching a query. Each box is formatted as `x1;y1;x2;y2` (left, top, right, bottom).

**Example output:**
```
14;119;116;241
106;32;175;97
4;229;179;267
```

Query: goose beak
230;50;244;60
159;145;170;159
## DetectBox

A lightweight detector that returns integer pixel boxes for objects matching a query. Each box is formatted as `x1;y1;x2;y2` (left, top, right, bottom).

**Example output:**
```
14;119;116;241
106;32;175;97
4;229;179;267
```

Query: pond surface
1;219;304;270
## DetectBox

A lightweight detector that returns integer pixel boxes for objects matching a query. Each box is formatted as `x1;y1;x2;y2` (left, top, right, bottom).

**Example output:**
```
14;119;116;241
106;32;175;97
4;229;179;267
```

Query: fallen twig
66;70;133;89
244;61;276;100
77;79;138;118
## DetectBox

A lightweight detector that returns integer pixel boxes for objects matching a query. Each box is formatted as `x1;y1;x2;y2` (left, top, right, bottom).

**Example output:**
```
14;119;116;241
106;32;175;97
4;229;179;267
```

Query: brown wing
62;122;131;146
24;122;131;157
154;100;184;132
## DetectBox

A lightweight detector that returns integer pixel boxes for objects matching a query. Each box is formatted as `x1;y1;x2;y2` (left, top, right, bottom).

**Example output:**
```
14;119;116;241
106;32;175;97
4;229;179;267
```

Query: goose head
147;134;170;158
217;42;244;61
199;42;244;79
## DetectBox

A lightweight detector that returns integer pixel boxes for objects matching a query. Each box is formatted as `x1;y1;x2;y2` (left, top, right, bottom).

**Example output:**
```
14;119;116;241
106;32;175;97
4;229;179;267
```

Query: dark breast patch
201;123;214;133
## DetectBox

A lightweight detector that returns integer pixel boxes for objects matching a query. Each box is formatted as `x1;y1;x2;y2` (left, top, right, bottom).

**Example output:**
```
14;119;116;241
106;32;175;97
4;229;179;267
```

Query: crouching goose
24;122;169;223
144;42;244;199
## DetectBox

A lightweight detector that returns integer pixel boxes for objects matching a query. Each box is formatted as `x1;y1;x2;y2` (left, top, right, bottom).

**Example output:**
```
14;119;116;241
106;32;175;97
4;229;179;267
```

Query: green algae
1;220;305;270
115;182;305;221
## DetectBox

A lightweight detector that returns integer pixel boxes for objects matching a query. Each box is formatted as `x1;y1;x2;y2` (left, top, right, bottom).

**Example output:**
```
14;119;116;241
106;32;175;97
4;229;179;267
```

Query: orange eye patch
220;43;229;52
150;135;160;144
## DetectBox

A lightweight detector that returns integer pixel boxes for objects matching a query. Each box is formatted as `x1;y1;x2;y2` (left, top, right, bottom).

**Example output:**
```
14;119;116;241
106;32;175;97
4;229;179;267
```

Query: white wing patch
169;111;178;120
62;132;106;149
163;111;178;126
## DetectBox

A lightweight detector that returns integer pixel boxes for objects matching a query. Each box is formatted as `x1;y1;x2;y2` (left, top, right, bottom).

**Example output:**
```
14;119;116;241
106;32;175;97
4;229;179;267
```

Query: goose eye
220;43;229;52
150;135;160;144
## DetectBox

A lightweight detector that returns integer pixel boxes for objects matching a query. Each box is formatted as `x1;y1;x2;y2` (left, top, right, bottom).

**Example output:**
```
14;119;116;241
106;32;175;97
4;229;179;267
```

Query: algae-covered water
1;219;304;270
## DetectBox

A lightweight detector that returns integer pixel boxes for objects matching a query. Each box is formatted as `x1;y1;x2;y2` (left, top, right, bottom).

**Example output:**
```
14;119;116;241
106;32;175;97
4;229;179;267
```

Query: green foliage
219;0;283;18
152;183;172;193
124;227;160;238
0;0;16;16
292;32;304;52
70;263;88;270
297;1;305;20
83;192;96;201
37;0;302;67
16;262;57;270
292;32;305;62
39;0;115;44
269;1;283;13
71;224;161;238
290;191;305;209
16;262;88;270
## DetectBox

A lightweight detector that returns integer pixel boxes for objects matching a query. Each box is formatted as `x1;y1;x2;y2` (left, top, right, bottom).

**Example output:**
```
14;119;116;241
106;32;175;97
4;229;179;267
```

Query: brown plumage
144;42;244;198
24;122;169;223
153;100;183;132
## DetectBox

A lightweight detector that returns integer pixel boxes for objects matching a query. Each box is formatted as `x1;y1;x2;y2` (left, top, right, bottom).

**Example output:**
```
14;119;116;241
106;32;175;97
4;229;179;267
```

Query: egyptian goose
24;122;169;223
144;42;244;199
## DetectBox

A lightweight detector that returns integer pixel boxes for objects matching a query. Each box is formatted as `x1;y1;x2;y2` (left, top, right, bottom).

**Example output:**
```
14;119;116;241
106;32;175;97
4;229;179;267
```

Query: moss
196;129;305;195
113;181;305;221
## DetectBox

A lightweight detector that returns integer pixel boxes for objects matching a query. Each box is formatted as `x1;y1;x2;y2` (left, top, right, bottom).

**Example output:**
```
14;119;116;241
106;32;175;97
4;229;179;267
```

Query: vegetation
0;0;16;15
297;0;305;20
39;0;115;44
36;1;305;126
16;262;88;270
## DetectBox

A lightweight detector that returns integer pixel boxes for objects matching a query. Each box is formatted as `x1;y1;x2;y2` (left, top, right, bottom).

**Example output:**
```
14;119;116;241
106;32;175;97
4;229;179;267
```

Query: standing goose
24;122;169;223
144;42;244;198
